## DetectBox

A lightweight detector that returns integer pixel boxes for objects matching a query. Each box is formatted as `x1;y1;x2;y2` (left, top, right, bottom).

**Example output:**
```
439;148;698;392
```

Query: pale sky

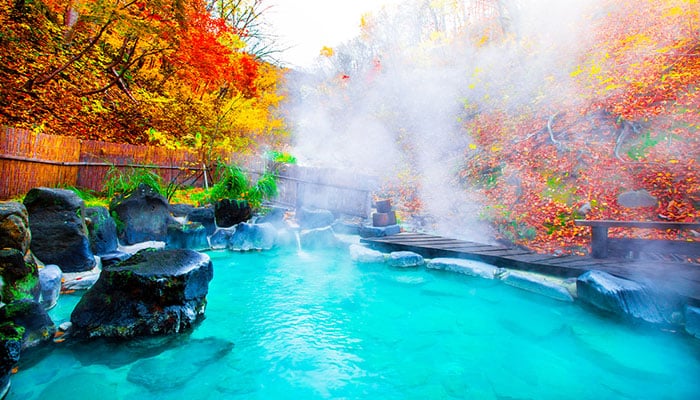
265;0;401;68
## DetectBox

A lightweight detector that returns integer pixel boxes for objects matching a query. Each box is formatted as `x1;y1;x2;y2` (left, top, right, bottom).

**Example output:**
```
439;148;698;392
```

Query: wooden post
590;226;609;258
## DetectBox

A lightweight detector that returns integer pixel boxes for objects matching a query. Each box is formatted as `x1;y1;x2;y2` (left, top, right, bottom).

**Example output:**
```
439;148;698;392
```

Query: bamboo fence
1;127;377;217
0;127;205;199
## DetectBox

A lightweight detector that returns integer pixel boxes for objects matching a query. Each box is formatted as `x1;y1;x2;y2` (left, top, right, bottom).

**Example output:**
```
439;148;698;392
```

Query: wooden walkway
360;232;700;304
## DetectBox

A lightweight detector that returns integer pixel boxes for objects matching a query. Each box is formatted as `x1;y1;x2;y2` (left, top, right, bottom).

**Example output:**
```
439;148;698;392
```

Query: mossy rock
0;249;40;303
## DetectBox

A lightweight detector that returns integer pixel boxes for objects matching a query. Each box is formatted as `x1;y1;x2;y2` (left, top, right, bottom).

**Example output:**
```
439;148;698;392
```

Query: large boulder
214;199;251;228
0;202;31;255
0;299;56;349
23;188;95;272
576;270;682;325
229;222;277;251
0;322;22;399
85;206;118;255
110;184;171;245
70;249;213;338
0;248;40;303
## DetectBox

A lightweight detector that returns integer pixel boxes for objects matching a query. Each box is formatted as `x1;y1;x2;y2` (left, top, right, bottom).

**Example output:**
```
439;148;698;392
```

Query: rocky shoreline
1;186;699;398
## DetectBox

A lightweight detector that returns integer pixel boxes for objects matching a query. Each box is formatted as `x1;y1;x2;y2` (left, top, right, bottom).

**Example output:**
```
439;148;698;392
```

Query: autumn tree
0;0;287;159
296;0;698;254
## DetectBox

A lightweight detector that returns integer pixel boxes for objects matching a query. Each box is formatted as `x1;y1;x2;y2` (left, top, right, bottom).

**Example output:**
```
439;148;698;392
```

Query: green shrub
63;186;107;208
206;163;278;209
207;164;250;203
102;166;165;199
267;150;297;165
246;172;278;209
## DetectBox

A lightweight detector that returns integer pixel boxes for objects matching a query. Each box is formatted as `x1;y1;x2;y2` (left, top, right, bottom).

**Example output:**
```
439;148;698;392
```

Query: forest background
1;0;698;255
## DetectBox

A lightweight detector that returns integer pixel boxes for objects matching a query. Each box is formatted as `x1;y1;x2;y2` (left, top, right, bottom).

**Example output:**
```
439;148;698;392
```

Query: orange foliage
0;0;278;150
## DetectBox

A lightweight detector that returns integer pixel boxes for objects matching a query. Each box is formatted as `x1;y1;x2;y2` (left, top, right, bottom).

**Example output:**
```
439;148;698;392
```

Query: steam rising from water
282;0;597;240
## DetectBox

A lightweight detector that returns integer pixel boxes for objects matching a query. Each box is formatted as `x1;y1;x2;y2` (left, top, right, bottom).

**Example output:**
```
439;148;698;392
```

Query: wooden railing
575;219;700;259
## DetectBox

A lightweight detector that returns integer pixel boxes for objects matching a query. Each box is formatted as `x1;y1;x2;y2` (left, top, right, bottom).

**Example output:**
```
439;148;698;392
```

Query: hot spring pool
9;247;700;399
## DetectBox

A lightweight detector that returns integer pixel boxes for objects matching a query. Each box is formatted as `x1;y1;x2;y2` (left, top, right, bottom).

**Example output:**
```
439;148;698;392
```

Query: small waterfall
294;230;303;253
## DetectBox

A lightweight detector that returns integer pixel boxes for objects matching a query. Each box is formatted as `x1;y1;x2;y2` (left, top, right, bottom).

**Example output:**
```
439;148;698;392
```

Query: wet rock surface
186;207;217;235
0;299;56;349
349;244;386;263
70;249;213;338
388;251;425;268
576;270;682;325
229;222;277;251
23;188;95;273
85;206;118;255
0;248;40;304
685;306;700;338
427;258;505;279
167;222;209;250
110;184;172;245
214;199;251;228
0;322;22;399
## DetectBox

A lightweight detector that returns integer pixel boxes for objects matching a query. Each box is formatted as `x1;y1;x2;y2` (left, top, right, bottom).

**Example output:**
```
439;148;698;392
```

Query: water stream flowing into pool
9;247;700;399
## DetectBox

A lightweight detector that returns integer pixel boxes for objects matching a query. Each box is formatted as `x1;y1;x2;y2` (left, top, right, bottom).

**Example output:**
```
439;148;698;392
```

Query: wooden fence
0;127;206;199
1;127;378;217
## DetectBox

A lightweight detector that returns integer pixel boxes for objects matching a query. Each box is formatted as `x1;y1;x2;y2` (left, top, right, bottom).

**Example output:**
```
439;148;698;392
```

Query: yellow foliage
320;46;334;57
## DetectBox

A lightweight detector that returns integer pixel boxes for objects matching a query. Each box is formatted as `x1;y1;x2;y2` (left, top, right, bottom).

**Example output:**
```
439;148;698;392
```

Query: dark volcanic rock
70;249;213;338
186;207;216;236
23;188;95;272
169;203;195;218
0;322;22;399
0;299;56;349
214;199;251;228
110;184;172;245
85;206;118;255
98;251;132;269
0;248;40;304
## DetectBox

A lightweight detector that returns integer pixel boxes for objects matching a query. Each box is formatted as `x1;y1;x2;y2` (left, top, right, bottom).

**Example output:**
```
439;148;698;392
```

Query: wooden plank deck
360;232;700;304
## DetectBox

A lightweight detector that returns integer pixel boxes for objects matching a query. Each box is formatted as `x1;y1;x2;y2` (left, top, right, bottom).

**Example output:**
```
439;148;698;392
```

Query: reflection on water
9;248;700;400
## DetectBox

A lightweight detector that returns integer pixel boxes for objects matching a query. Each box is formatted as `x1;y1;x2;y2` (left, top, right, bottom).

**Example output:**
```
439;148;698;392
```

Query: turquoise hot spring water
8;247;700;399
